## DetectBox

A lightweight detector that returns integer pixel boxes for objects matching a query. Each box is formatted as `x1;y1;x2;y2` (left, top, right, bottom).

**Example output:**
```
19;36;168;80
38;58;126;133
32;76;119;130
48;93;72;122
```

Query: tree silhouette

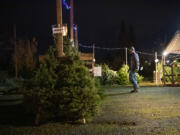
112;21;137;70
12;38;38;77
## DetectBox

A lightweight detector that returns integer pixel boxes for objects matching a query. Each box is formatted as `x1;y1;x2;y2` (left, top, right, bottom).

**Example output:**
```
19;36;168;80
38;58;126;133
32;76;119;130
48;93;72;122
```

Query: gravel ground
0;86;180;135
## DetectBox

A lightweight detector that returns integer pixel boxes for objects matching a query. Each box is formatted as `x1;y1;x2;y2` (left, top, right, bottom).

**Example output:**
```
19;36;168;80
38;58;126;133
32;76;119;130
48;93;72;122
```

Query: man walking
129;46;140;93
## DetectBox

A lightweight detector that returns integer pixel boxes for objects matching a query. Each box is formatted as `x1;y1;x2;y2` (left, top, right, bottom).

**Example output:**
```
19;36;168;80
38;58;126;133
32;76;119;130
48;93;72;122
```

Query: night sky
0;0;180;54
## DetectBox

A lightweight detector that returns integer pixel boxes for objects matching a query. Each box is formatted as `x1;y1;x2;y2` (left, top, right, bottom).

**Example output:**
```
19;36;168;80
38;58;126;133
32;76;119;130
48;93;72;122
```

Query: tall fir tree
112;20;127;70
118;20;128;48
128;25;136;48
12;38;37;78
112;21;137;70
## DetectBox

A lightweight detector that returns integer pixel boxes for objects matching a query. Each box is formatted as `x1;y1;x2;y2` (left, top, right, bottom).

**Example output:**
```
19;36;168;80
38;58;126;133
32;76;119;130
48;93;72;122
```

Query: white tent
165;31;180;55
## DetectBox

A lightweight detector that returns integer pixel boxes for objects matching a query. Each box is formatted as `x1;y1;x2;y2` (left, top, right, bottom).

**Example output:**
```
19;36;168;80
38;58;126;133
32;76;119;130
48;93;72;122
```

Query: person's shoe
130;89;138;93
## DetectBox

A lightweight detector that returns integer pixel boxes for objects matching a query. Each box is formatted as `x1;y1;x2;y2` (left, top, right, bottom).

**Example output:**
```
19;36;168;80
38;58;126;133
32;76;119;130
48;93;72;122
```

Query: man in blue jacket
129;46;140;93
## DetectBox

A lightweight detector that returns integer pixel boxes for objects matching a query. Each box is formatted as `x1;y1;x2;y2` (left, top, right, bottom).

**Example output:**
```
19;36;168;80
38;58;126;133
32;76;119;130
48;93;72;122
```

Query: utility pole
74;25;78;50
162;55;166;85
13;24;18;78
70;0;74;44
155;52;158;85
56;0;63;57
92;44;95;77
125;48;128;65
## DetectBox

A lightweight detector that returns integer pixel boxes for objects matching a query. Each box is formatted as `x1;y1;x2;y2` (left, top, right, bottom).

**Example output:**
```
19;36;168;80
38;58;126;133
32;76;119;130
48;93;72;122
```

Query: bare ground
1;86;180;135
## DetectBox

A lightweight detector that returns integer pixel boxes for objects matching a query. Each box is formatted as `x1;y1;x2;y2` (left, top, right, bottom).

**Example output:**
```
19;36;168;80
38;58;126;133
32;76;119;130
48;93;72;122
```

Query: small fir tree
23;38;100;125
55;55;100;123
23;45;59;126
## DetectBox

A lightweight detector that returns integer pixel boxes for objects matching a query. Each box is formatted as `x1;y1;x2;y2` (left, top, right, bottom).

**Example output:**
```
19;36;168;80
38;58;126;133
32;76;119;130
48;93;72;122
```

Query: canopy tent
162;31;180;86
165;31;180;55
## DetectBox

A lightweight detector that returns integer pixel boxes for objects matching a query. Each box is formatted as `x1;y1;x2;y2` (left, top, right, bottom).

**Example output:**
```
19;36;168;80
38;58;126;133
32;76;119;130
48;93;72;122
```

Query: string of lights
79;44;93;49
73;24;77;31
136;51;157;56
79;43;162;57
62;0;70;10
62;0;77;31
79;44;125;50
62;1;161;57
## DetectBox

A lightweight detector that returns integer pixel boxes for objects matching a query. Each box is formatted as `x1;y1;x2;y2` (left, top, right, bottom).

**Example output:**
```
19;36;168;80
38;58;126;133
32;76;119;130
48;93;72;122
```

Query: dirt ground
92;86;180;135
1;86;180;135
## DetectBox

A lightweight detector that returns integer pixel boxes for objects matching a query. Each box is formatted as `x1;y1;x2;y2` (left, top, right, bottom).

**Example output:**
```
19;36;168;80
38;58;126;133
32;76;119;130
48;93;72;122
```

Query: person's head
129;46;135;54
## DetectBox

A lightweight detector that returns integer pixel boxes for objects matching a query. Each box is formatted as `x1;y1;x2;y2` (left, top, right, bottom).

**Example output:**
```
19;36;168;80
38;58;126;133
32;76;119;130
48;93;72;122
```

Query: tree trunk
35;106;42;126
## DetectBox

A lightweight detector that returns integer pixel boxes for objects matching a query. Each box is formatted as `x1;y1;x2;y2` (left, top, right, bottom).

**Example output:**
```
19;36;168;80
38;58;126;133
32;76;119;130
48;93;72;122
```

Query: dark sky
0;0;180;53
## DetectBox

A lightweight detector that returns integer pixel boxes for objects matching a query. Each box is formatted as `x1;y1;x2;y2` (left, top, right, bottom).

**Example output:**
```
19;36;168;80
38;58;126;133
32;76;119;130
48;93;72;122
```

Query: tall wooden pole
125;48;128;65
13;24;18;78
70;0;74;44
162;55;166;85
92;44;95;77
56;0;63;57
75;25;78;50
171;64;175;86
155;52;158;85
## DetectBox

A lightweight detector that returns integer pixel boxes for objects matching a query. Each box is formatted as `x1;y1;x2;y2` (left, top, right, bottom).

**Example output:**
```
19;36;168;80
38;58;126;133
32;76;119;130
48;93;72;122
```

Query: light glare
163;51;168;56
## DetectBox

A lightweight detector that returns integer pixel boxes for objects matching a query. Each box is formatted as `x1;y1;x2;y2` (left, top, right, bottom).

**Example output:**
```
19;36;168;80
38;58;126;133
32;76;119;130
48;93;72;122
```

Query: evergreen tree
23;38;100;125
112;21;137;70
12;38;38;78
118;22;136;48
112;21;126;70
128;25;136;48
55;56;100;123
118;20;128;48
23;45;59;126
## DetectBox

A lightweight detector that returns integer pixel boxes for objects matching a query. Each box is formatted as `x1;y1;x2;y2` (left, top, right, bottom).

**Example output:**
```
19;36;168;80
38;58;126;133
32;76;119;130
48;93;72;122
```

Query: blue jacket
130;51;140;72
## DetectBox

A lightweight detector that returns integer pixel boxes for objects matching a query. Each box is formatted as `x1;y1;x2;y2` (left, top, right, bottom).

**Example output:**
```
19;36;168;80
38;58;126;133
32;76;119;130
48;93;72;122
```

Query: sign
52;27;62;34
94;66;102;77
52;24;68;36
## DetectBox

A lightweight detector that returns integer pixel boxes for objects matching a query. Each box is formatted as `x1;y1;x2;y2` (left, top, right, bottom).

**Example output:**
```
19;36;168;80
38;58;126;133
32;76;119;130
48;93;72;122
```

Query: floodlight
163;51;168;56
155;59;159;63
